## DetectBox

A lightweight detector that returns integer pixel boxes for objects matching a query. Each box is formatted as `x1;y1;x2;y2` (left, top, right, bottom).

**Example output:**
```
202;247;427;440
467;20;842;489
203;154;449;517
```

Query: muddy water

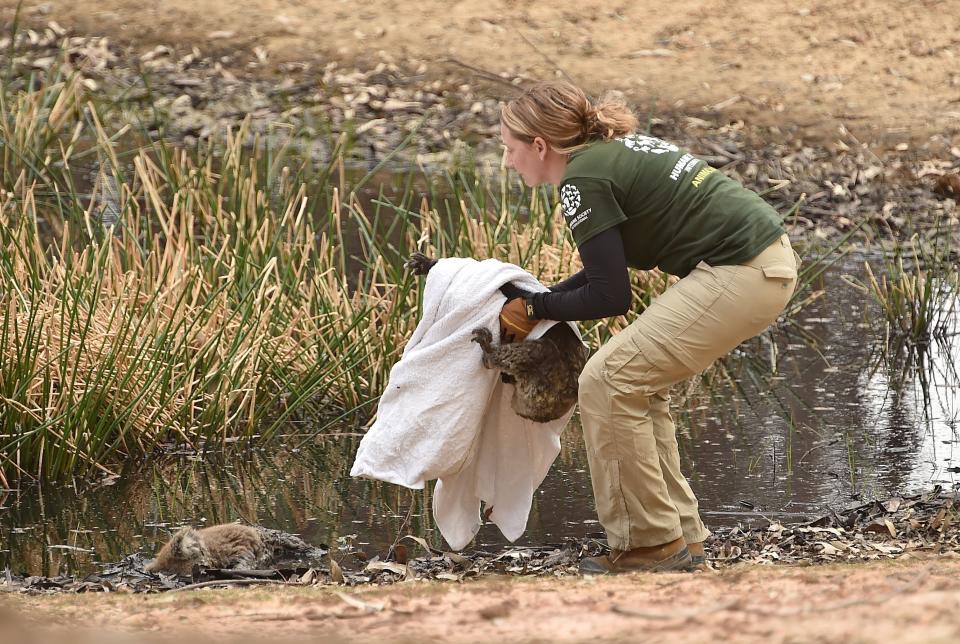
1;254;957;577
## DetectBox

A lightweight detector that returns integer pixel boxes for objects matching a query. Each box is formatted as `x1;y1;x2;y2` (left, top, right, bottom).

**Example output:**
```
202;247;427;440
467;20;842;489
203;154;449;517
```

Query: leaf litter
0;19;957;246
3;487;959;595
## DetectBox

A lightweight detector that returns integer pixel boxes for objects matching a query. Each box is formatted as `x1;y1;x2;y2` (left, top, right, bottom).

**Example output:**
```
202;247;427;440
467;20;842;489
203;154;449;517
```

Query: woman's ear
533;136;548;160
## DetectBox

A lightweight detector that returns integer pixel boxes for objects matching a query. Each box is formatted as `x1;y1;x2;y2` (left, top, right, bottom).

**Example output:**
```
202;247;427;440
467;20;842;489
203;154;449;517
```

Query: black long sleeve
549;269;588;293
529;226;632;321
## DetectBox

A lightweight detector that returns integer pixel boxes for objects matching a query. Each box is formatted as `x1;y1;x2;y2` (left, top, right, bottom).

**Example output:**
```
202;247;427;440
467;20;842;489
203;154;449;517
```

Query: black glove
498;282;539;344
499;282;535;301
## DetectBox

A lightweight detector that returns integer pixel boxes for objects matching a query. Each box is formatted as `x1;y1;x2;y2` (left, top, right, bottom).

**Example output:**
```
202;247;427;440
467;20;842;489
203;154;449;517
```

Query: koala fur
145;523;323;576
407;252;588;422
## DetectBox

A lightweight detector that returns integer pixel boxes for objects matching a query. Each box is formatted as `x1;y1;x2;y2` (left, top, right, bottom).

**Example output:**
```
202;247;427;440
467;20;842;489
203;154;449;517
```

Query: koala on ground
145;523;324;576
406;252;587;423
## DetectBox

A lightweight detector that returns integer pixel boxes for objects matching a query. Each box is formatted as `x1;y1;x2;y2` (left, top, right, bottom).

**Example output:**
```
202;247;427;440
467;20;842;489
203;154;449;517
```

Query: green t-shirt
560;135;785;277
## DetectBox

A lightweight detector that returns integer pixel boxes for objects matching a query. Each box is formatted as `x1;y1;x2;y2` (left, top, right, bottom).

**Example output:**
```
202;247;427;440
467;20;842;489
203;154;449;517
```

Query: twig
798;440;833;464
390;490;418;551
238;613;299;622
516;30;576;85
334;591;384;613
169;578;289;593
439;57;525;90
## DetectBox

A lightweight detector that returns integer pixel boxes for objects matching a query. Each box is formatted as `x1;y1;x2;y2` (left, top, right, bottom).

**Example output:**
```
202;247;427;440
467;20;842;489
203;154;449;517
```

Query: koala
406;252;588;423
406;252;438;276
470;326;586;422
145;523;324;576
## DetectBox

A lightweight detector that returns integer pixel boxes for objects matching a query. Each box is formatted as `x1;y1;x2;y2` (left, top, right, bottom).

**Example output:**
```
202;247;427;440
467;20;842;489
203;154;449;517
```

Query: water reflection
685;252;960;518
1;255;957;576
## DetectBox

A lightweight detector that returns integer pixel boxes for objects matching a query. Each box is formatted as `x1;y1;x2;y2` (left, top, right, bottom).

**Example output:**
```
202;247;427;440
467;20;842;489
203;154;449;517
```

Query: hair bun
501;80;638;153
582;104;598;137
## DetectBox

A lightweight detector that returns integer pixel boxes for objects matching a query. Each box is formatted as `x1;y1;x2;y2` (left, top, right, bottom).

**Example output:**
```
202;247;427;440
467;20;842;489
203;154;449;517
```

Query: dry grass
0;60;675;483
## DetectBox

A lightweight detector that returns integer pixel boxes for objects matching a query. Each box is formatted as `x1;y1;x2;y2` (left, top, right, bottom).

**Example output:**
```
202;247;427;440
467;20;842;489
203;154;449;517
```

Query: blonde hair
500;81;638;154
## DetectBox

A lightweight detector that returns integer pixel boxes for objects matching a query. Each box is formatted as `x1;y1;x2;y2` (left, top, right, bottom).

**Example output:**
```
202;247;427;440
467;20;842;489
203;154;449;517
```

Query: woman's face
501;123;548;187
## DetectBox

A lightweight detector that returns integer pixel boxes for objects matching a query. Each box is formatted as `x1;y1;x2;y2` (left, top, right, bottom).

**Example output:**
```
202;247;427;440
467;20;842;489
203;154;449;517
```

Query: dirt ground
4;0;960;148
3;555;960;643
2;1;959;642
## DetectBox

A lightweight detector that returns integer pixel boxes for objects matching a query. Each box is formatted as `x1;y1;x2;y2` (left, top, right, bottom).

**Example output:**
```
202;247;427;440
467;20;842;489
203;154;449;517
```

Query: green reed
0;42;828;483
0;54;678;483
856;218;958;345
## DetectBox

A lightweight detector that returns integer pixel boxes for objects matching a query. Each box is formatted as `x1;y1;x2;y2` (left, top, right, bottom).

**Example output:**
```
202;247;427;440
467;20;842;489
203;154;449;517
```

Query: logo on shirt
560;184;581;218
618;134;679;155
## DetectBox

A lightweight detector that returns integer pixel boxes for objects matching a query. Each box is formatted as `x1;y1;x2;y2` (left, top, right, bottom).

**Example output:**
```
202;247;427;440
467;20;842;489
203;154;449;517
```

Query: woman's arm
548;269;587;292
528;226;632;321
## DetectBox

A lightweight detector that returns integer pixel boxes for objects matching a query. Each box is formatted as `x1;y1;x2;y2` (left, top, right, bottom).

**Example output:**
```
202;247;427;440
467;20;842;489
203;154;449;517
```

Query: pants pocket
761;263;796;279
599;336;681;461
760;261;797;295
603;333;671;395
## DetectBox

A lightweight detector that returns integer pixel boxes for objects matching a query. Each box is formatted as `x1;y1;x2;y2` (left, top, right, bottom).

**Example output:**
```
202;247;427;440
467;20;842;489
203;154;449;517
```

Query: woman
497;81;799;573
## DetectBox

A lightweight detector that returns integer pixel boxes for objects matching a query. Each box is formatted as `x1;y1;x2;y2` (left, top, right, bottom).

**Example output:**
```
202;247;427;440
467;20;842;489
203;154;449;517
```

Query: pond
1;253;957;577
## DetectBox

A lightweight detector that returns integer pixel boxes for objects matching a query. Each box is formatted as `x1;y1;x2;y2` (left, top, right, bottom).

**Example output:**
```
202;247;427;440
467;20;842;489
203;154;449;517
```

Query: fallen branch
516;29;576;85
439;57;525;90
169;578;289;593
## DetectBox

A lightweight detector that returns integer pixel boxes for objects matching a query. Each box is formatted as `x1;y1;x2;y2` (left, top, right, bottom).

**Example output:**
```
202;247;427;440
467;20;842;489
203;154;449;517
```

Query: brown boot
687;541;707;570
579;537;693;574
687;541;707;566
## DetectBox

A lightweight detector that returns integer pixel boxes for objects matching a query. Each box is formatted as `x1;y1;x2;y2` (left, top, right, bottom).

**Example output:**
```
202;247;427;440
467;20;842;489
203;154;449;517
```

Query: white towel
349;258;580;550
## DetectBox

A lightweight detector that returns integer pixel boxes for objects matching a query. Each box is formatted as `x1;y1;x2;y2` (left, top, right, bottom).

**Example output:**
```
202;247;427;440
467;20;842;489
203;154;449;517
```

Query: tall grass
863;254;958;344
0;57;674;483
3;38;836;484
856;220;958;344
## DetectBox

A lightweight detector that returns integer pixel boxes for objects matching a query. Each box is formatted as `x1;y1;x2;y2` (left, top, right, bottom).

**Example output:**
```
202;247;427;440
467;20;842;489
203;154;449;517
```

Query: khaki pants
578;234;800;550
